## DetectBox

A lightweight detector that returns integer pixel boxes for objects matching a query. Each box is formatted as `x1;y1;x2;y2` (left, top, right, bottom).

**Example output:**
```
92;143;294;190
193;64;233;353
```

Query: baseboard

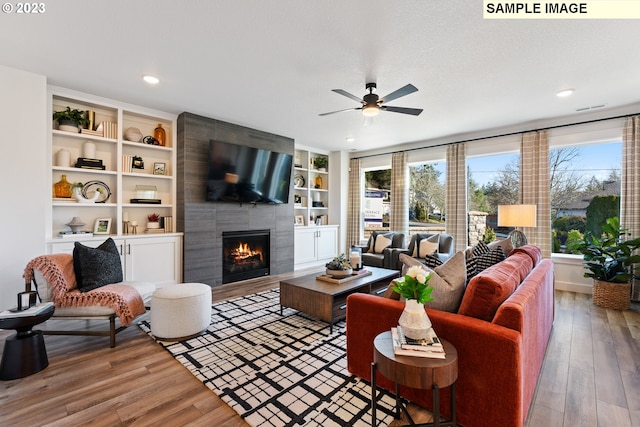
555;280;592;294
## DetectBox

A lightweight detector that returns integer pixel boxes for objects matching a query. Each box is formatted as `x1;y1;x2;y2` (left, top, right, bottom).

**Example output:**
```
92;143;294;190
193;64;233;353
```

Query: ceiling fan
319;82;423;117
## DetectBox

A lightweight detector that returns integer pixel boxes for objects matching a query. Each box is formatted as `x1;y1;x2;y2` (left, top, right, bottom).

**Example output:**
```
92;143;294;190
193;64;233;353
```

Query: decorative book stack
391;326;446;359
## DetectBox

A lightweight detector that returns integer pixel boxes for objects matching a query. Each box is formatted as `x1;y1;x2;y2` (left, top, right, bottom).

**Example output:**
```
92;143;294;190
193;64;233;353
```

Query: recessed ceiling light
556;88;574;98
346;137;355;143
142;74;160;85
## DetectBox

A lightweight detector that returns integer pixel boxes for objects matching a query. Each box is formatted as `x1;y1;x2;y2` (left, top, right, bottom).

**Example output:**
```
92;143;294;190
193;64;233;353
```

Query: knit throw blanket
23;254;145;326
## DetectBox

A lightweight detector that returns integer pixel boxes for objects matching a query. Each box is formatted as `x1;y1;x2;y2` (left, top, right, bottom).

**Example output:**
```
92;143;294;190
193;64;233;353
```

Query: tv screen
206;140;293;204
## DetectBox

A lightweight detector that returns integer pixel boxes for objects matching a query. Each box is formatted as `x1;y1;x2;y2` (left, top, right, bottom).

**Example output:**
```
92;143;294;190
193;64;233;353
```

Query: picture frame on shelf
295;215;305;226
94;218;112;234
153;162;166;175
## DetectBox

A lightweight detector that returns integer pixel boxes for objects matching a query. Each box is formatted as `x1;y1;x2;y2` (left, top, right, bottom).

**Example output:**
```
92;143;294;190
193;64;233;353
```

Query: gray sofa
389;233;455;270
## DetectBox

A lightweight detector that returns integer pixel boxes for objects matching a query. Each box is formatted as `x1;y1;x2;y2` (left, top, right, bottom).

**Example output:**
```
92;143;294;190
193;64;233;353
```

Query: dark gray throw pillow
73;237;123;292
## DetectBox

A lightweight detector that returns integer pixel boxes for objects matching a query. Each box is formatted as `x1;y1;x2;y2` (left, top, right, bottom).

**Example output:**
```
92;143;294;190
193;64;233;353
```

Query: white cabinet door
124;236;182;286
316;226;338;261
294;227;318;265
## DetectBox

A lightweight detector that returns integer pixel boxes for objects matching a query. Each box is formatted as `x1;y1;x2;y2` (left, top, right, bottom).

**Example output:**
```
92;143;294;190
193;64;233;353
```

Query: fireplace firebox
222;230;270;284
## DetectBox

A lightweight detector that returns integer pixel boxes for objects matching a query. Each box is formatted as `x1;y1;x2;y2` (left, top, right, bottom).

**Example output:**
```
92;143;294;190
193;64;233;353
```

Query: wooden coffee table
279;266;399;332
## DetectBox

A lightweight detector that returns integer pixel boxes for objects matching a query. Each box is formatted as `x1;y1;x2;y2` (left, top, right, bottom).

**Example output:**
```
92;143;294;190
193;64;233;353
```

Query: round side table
0;304;54;380
371;331;458;427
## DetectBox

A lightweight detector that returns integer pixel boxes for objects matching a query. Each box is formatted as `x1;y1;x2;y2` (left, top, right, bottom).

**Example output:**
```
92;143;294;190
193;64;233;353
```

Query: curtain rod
351;111;639;160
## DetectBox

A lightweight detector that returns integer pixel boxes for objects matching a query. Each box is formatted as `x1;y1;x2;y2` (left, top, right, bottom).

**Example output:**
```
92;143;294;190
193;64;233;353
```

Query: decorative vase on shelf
53;174;72;198
55;149;71;167
65;217;85;233
314;176;323;189
398;299;432;340
153;123;166;146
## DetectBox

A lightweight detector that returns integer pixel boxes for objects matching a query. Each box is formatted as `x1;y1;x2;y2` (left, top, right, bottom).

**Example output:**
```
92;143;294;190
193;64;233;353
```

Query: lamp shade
498;204;537;228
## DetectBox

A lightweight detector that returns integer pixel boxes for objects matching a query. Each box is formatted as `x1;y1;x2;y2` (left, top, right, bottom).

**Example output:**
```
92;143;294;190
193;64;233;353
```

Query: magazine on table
396;325;444;352
391;327;446;359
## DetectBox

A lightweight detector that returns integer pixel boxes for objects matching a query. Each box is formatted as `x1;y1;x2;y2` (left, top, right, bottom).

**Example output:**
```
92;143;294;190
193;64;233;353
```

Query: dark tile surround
177;112;295;287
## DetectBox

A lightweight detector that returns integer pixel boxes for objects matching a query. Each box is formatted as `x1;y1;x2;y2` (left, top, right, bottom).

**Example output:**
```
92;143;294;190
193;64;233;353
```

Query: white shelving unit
48;86;177;238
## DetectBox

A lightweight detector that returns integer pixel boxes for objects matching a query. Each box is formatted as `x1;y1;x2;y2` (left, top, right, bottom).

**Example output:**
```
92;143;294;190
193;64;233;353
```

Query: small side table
371;331;458;427
0;304;55;380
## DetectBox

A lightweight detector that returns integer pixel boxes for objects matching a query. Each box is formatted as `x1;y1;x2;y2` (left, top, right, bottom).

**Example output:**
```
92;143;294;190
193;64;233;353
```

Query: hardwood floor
1;270;639;427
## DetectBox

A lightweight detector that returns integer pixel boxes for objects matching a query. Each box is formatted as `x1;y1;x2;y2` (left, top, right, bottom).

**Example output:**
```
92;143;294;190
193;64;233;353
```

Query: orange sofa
346;245;555;427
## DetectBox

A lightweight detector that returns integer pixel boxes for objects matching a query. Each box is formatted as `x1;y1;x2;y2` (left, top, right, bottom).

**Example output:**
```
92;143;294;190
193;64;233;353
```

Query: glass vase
153;123;166;146
53;174;72;198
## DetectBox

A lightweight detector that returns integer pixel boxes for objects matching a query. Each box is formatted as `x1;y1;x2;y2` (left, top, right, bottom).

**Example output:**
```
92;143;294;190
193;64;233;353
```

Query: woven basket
592;280;631;310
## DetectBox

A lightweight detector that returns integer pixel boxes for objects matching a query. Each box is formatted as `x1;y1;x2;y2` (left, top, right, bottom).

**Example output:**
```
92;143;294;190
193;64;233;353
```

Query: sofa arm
386;248;411;270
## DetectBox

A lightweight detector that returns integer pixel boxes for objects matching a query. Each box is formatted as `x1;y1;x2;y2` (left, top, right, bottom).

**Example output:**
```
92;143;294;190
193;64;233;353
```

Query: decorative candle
350;251;361;270
129;221;137;226
123;212;129;222
84;141;96;158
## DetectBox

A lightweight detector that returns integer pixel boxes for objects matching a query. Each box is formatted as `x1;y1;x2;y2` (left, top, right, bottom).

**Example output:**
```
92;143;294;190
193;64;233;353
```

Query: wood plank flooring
1;269;639;426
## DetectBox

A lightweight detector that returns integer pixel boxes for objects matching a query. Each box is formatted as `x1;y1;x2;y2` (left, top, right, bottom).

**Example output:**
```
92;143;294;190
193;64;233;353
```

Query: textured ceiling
2;1;639;152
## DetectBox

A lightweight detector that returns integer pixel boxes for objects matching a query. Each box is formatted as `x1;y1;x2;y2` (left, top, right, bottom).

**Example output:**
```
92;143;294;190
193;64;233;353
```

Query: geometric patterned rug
139;288;400;427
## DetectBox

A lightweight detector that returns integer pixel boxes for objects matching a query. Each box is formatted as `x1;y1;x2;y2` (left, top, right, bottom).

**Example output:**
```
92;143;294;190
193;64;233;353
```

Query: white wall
0;65;47;309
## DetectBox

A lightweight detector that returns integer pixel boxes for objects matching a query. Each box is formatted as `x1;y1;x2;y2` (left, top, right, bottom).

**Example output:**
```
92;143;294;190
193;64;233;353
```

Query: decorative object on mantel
52;106;90;133
392;264;434;340
153;123;166;146
325;254;353;278
573;216;640;310
53;174;72;198
147;213;160;229
65;217;86;233
124;127;143;142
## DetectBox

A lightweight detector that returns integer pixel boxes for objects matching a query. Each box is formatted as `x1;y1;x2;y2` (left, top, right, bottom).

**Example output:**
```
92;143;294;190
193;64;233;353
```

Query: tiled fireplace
222;230;270;284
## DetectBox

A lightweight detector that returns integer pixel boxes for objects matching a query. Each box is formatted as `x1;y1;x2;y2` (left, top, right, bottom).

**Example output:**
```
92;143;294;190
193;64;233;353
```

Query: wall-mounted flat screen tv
206;140;293;204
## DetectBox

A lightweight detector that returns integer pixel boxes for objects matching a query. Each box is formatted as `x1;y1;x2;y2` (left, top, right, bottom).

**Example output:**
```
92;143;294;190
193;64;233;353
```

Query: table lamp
497;204;537;247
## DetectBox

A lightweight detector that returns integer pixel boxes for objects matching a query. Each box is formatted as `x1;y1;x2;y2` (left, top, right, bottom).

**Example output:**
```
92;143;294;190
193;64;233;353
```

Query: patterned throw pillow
423;254;443;269
471;241;490;257
73;238;123;292
475;246;506;272
466;256;478;280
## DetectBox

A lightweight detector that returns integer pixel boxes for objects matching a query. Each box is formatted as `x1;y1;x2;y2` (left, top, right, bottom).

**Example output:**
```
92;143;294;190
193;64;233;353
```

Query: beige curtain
622;116;640;300
390;152;409;234
347;158;362;247
520;131;551;258
445;143;468;252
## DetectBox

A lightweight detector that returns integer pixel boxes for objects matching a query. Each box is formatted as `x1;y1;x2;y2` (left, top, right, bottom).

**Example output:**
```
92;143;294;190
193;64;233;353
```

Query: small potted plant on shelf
52;107;89;133
572;216;640;310
325;253;353;278
314;156;328;171
147;213;161;229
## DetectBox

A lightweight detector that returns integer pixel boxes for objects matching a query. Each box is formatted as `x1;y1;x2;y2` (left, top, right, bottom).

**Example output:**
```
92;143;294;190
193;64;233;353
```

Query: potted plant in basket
53;107;89;133
325;253;352;278
573;216;640;310
392;265;435;340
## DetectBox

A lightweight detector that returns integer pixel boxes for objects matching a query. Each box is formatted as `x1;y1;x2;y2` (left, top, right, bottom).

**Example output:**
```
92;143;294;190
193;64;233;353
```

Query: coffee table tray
316;269;372;284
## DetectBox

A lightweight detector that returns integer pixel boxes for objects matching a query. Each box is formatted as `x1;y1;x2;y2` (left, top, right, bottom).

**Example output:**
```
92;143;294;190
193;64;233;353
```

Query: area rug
139;289;402;427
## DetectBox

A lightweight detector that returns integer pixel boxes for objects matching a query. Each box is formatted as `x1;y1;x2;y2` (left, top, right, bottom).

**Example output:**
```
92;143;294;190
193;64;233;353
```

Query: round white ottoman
150;283;212;340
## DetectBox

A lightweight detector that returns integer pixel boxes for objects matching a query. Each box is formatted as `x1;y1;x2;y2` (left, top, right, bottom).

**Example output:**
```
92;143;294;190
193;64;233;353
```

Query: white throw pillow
412;234;439;257
374;235;392;254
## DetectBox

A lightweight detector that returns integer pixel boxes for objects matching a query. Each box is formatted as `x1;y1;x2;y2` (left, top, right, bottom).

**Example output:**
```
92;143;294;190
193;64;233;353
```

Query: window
408;162;446;226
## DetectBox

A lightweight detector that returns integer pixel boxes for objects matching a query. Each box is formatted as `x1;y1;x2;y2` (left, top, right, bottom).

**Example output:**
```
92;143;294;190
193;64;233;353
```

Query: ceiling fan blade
332;89;364;103
380;105;423;116
319;107;362;116
380;84;418;104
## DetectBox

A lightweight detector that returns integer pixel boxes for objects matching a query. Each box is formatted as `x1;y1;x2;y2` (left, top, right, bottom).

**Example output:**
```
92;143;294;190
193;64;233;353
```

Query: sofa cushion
458;251;527;321
412;234;439;257
488;238;514;257
423;253;443;269
399;252;466;312
511;245;542;266
73;238;123;292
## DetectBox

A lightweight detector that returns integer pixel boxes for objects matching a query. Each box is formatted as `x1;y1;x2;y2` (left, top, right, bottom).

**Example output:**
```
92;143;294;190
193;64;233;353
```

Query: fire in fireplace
222;230;270;284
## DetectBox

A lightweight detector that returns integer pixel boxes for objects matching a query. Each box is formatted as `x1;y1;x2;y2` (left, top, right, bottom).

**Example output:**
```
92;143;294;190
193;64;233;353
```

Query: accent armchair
356;231;406;269
389;233;455;270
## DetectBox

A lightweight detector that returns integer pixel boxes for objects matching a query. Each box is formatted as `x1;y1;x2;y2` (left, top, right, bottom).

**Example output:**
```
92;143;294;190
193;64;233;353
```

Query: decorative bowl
326;268;353;278
124;127;143;142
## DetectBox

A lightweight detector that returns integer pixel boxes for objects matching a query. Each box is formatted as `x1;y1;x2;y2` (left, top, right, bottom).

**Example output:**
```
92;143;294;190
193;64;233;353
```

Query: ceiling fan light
362;105;379;117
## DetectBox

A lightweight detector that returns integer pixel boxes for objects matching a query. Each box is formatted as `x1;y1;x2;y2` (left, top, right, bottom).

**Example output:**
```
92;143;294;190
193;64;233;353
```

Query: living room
1;2;640;426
